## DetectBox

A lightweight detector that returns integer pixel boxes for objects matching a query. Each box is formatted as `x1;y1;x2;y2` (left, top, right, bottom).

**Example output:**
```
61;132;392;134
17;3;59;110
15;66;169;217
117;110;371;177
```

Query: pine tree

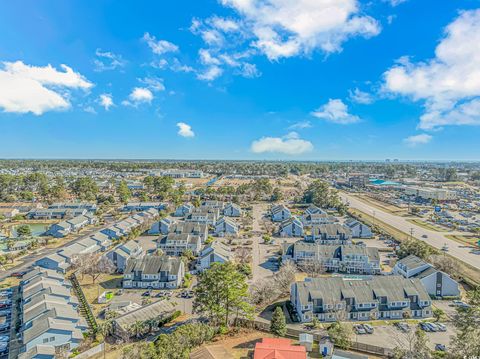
270;306;287;336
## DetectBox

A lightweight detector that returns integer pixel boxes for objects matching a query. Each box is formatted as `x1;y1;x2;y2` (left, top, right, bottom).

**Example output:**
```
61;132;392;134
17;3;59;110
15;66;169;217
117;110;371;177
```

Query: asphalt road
340;192;480;270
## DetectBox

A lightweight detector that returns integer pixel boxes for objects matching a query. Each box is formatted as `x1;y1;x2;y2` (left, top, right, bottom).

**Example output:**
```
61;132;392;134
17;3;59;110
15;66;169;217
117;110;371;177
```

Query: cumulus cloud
251;132;313;155
188;0;380;81
349;88;374;104
122;87;153;106
311;99;361;124
93;49;127;72
177;122;195;137
0;60;92;115
218;0;381;60
383;9;480;130
197;66;223;81
99;93;113;110
404;134;432;147
142;33;179;55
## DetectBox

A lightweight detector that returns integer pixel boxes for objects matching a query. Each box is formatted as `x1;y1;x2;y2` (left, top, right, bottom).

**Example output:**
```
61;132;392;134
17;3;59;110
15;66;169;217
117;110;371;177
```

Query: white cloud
0;60;92;115
197;66;223;81
99;93;113;110
238;63;261;78
199;49;221;65
404;134;432;147
387;0;408;6
139;77;165;92
170;58;195;73
251;132;313;155
383;9;480;130
349;88;374;104
123;87;153;106
219;0;381;60
311;99;361;124
142;33;179;55
177;122;195;137
93;49;126;72
288;120;312;129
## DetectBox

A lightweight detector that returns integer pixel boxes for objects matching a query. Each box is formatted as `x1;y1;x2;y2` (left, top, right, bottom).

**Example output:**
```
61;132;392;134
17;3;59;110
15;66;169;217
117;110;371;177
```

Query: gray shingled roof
114;299;176;331
124;255;182;276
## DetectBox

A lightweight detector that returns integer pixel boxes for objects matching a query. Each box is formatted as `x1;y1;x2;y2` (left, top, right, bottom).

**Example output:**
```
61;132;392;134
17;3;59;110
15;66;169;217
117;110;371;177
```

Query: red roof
253;338;307;359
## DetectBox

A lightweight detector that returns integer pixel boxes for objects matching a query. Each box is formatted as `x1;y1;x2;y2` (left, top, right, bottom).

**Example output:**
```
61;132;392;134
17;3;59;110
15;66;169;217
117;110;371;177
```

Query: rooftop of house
254;338;306;359
396;255;429;271
124;255;182;276
295;276;431;305
113;298;177;331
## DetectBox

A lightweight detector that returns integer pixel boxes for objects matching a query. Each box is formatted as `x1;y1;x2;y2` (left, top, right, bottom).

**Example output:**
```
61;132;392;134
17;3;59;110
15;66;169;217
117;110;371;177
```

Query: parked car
362;324;374;334
10;271;27;277
436;323;447;332
452;300;470;308
354;324;366;334
396;322;410;332
419;322;431;332
435;344;446;351
422;234;428;238
141;290;151;297
0;335;9;342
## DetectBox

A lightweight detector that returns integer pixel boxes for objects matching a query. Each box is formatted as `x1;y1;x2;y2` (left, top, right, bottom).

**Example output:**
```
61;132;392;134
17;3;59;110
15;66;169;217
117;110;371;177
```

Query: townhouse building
122;255;184;289
157;233;202;256
271;205;291;222
306;224;352;245
393;255;460;298
291;276;432;323
278;217;304;237
283;242;380;274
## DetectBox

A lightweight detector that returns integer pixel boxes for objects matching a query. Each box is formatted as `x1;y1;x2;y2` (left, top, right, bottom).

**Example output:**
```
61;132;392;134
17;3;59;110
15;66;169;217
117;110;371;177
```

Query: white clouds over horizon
177;122;195;137
383;9;480;130
311;99;361;124
0;60;92;115
404;134;432;147
251;132;313;155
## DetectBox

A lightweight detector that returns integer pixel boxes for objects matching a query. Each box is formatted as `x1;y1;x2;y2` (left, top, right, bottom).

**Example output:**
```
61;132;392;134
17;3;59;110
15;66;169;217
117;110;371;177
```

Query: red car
10;271;27;277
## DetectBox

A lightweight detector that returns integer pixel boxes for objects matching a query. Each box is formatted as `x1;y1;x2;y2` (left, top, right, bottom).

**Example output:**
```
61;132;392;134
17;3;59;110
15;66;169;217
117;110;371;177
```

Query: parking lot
108;287;195;316
354;321;454;351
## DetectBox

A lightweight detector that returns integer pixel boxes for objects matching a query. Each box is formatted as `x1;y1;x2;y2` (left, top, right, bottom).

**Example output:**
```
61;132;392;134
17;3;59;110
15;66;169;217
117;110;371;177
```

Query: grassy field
445;234;479;247
352;194;407;216
407;219;447;232
77;273;123;318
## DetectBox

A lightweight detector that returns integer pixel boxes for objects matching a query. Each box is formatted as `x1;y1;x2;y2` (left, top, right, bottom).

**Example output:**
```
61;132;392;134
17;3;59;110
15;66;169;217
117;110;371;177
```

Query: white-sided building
393;255;460;298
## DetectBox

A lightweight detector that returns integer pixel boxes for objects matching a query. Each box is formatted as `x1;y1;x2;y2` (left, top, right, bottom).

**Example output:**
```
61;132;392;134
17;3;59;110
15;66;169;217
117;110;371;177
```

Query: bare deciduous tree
298;260;326;277
235;246;252;265
77;253;115;283
275;260;297;296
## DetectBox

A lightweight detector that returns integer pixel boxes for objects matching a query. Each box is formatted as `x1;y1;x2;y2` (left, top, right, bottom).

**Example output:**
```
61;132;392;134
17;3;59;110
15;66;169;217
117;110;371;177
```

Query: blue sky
1;0;480;160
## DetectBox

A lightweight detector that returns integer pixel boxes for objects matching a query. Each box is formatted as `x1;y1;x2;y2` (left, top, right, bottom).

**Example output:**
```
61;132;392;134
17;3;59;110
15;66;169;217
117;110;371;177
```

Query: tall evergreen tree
270;306;287;336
